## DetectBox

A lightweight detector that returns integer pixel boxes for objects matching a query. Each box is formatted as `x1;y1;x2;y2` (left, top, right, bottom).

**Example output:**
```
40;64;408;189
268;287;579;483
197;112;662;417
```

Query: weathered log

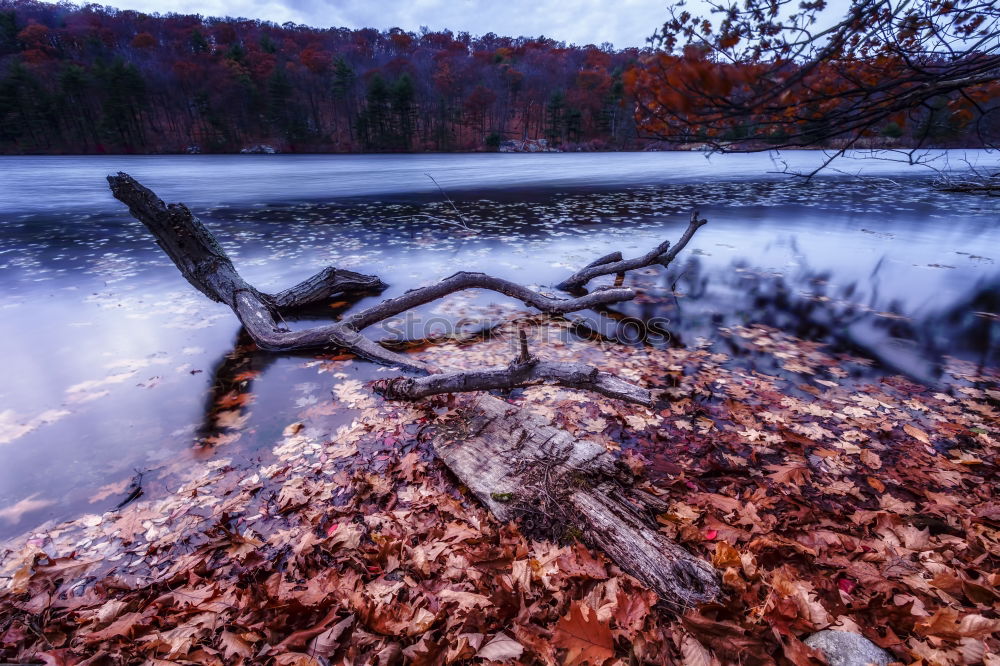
108;172;640;375
374;330;656;405
555;210;707;291
433;394;719;607
107;172;718;607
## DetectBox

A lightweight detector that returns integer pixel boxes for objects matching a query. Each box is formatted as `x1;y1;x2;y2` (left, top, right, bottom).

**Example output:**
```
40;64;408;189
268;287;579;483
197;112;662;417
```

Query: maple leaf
553;601;615;665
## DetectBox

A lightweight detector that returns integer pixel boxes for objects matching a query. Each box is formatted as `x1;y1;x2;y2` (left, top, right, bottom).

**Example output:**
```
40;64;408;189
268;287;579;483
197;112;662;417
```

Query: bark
107;171;718;607
432;394;719;607
555;211;708;291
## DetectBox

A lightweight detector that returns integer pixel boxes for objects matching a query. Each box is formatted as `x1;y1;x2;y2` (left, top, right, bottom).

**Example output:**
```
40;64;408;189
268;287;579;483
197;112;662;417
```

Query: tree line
0;0;639;153
0;0;995;155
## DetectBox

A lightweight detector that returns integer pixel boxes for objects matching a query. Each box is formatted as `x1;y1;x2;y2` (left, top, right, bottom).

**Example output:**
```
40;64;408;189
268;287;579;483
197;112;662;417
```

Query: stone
803;630;892;666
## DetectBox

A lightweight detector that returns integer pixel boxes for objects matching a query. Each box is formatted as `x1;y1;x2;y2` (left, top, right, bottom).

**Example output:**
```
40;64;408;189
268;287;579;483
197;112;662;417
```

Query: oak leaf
553;601;614;665
220;630;253;659
916;608;1000;639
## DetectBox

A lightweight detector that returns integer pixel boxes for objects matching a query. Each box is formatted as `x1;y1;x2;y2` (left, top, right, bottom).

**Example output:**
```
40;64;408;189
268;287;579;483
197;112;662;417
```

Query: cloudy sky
84;0;670;48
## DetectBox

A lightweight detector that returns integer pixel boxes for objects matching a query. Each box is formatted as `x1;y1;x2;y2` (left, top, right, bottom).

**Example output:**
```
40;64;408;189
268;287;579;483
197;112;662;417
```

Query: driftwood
554;211;707;291
107;172;719;607
435;395;718;606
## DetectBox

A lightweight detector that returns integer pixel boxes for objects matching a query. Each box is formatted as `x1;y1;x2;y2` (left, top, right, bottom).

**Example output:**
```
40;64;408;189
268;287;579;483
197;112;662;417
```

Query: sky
72;0;670;48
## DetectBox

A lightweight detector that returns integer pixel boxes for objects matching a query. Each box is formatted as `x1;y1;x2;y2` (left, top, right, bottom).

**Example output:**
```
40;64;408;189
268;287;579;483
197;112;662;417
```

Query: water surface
0;151;997;537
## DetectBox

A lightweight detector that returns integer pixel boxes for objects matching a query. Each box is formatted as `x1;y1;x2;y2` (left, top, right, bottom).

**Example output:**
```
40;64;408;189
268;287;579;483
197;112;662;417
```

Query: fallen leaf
553;601;614;665
477;632;524;661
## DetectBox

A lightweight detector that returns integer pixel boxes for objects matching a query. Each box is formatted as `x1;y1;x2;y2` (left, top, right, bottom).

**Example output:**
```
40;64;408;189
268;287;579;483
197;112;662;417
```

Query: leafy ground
0;315;998;664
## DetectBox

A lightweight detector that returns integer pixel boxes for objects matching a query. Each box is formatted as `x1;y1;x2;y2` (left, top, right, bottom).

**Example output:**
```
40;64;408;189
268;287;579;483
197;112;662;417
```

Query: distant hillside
0;0;643;154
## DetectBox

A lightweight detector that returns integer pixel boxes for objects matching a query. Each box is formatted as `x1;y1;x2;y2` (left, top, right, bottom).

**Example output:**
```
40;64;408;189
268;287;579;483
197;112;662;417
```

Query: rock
803;630;892;666
239;144;277;154
497;138;560;153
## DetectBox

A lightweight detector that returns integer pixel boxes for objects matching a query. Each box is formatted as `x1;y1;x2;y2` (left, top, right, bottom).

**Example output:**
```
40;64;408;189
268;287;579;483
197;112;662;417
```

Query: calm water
0;151;998;537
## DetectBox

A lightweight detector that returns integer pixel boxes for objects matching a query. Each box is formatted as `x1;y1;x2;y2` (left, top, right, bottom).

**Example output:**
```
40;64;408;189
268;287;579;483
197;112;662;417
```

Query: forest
0;0;996;154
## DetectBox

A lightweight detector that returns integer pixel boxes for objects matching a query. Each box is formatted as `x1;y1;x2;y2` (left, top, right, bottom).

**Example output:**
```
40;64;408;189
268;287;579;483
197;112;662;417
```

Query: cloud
68;0;668;47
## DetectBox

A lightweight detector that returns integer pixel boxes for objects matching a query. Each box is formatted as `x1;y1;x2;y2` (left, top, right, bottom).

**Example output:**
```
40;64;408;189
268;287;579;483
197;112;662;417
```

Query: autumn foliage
628;0;1000;156
0;0;639;153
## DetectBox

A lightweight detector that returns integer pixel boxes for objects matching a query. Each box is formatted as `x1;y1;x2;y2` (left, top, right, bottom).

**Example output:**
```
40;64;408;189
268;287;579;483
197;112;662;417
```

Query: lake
0;150;998;538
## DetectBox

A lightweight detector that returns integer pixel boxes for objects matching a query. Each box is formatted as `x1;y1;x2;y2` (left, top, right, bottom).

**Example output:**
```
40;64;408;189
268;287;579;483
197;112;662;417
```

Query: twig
425;173;472;230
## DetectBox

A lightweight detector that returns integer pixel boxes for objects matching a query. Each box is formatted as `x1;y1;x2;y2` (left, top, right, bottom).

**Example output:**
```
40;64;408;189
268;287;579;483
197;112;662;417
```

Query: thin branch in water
425;173;472;231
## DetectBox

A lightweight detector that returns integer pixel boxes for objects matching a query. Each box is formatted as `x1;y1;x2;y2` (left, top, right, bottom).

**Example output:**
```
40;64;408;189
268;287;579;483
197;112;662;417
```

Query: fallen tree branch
108;172;719;608
376;359;656;406
341;272;634;331
555;210;708;291
271;266;386;310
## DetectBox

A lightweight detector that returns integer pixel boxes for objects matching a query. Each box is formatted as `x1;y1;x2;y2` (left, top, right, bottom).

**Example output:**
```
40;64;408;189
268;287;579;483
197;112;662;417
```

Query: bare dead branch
375;360;656;406
343;272;634;330
271;266;386;310
555;210;708;291
107;171;719;607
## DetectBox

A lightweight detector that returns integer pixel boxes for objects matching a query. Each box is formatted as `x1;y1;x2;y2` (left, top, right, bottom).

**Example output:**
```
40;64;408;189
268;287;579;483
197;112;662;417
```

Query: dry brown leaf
553;601;614;665
307;614;354;658
477;632;524;661
219;630;253;659
903;423;930;444
680;632;715;666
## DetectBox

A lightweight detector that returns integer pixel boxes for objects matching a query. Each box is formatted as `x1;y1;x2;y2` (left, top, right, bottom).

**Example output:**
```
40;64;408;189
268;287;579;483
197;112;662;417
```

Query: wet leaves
0;317;997;664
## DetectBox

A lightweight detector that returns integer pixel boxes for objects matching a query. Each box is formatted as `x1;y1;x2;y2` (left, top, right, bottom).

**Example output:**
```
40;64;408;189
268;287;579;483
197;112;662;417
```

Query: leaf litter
0;307;995;665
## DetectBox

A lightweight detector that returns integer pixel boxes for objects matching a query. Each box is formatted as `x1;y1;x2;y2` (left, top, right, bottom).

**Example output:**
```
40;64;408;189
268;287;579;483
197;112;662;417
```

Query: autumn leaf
477;632;524;661
679;632;715;666
220;630;253;659
916;608;1000;639
766;461;811;486
553;601;615;665
903;423;930;444
307;614;354;658
711;541;741;569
